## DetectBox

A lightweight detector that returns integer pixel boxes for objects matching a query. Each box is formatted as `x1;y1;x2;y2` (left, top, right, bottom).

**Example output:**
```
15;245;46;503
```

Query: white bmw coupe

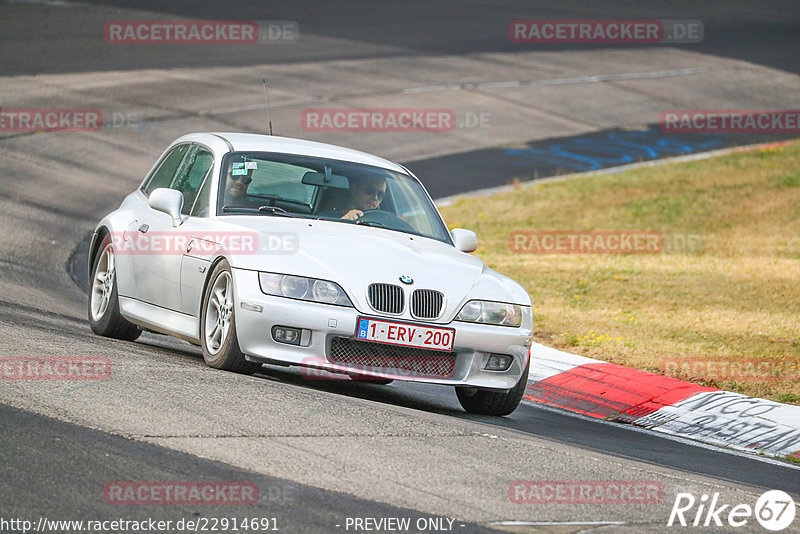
88;133;533;415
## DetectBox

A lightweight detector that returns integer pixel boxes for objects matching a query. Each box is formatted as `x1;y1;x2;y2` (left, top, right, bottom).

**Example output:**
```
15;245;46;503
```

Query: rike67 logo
668;490;796;531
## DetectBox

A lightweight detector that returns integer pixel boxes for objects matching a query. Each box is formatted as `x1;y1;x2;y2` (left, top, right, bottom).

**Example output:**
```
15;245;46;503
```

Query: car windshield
218;152;451;243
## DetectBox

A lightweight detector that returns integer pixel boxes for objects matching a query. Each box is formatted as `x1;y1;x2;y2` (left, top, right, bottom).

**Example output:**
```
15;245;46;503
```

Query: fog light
485;354;512;371
272;326;302;345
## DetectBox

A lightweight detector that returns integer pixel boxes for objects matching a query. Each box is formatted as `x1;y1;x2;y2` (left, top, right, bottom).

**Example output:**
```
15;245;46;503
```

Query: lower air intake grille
328;337;456;378
367;283;404;314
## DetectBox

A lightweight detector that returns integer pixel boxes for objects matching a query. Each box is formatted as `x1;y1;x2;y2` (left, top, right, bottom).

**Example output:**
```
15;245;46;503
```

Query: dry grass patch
440;142;800;403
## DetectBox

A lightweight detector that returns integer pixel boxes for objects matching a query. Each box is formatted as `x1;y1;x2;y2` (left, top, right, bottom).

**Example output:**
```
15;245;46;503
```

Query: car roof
207;132;408;174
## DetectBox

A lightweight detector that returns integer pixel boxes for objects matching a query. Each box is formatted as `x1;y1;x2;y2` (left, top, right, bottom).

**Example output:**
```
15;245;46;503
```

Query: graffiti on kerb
506;129;723;171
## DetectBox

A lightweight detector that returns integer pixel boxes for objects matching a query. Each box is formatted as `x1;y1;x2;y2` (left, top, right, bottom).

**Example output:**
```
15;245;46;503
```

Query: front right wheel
200;260;261;375
455;356;530;416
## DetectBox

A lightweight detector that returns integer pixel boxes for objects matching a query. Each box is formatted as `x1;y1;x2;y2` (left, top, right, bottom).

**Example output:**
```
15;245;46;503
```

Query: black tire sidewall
456;354;530;416
88;236;121;333
200;260;243;369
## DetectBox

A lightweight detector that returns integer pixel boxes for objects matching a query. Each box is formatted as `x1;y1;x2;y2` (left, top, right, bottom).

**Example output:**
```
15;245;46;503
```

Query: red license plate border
355;316;456;352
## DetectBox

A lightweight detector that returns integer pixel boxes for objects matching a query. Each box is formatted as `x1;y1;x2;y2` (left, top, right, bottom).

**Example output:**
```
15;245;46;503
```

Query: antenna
262;78;273;135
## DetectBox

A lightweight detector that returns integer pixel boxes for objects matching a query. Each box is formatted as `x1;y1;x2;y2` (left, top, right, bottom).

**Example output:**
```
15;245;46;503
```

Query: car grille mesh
328;337;456;377
411;289;444;319
367;283;404;314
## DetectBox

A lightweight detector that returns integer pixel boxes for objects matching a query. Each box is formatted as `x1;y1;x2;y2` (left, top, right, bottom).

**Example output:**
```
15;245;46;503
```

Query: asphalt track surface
2;1;800;533
407;126;800;199
3;1;798;76
1;403;497;534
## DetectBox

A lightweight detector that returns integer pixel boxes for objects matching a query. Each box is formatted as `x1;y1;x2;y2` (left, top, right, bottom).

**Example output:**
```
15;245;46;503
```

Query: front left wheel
200;260;261;374
88;235;141;341
455;356;530;416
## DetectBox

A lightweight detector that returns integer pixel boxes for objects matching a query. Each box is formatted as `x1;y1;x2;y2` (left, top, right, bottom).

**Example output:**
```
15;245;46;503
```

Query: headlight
312;280;341;303
259;273;353;307
455;300;524;327
280;276;308;299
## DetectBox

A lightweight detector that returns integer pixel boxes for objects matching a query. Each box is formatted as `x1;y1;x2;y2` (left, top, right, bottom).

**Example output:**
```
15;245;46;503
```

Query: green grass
440;141;800;403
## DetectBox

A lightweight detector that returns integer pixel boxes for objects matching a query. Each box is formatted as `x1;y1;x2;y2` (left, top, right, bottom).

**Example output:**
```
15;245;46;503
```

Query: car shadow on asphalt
134;333;501;420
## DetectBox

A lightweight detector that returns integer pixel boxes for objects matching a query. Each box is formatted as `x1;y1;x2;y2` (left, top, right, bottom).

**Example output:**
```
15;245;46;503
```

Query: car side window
190;168;214;217
170;145;214;215
142;144;190;196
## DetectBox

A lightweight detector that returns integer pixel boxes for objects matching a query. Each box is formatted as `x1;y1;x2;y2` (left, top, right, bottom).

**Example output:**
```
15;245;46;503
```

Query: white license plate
356;317;455;351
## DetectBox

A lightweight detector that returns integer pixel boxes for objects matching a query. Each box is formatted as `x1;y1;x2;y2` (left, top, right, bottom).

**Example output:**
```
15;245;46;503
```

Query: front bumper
231;269;532;389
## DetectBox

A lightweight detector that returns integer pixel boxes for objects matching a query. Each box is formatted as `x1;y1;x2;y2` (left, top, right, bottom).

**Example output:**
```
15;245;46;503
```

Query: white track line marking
490;520;627;526
405;67;710;94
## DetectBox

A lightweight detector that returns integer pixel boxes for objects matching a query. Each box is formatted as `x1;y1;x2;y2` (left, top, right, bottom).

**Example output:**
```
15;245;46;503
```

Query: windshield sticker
232;169;248;176
245;162;258;169
232;162;244;169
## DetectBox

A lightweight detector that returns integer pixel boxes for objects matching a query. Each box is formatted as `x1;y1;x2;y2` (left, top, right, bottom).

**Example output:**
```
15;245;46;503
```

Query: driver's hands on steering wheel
341;209;363;221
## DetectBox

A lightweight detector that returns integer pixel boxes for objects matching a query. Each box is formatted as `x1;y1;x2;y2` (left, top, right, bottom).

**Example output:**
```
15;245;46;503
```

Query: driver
339;176;387;220
225;171;253;204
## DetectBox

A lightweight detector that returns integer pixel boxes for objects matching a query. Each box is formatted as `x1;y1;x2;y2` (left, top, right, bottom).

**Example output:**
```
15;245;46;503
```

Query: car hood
208;217;531;320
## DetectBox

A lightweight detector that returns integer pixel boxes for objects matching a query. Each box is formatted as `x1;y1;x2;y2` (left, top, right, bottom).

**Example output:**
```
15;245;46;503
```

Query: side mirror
149;188;185;227
451;228;478;253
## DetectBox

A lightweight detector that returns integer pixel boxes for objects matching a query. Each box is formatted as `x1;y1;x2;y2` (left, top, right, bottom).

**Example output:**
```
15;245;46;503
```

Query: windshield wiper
220;205;298;217
222;205;257;212
355;220;385;228
258;205;298;217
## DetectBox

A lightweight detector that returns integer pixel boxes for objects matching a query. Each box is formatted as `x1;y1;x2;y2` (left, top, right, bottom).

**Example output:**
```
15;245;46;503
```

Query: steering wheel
357;209;416;233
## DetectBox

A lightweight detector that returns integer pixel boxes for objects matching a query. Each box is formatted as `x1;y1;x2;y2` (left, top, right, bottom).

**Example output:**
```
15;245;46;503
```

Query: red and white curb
524;343;800;460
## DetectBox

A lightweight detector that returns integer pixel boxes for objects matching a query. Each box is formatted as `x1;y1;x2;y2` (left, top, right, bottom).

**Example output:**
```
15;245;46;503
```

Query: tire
200;260;261;374
88;234;141;341
455;356;530;416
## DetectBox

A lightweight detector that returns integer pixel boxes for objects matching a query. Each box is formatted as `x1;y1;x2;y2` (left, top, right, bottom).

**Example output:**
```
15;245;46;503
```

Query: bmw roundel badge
399;275;414;285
